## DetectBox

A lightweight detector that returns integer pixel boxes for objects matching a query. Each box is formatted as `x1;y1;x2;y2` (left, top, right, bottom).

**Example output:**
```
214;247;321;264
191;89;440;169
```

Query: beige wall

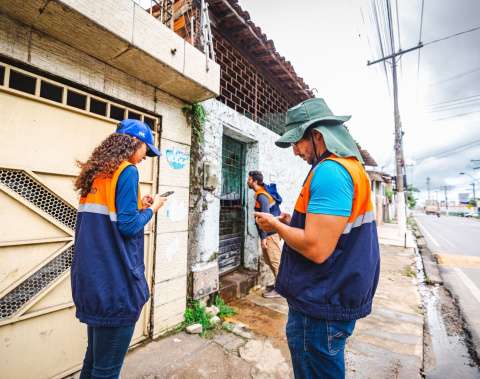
0;11;196;374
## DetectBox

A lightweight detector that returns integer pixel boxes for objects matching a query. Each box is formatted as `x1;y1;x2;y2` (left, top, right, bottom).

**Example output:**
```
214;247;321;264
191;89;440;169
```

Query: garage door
0;63;160;379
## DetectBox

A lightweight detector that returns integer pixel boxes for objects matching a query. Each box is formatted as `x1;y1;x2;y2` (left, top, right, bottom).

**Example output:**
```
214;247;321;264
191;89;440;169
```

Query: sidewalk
74;224;424;378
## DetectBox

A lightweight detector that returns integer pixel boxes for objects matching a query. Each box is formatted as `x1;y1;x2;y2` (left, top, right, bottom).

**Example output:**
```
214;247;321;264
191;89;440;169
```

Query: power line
427;99;480;112
414;139;480;164
434;109;480;121
427;67;480;88
417;138;480;160
426;94;480;108
423;25;480;46
416;0;425;99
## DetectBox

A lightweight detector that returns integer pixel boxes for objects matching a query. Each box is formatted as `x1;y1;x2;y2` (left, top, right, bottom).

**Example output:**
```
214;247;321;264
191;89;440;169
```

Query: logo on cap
138;132;146;137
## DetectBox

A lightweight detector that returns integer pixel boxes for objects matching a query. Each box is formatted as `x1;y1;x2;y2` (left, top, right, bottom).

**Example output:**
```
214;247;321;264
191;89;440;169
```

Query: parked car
465;211;479;218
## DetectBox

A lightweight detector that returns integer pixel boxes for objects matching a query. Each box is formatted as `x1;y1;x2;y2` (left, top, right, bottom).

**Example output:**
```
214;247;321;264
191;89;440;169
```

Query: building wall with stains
188;99;309;291
0;1;220;358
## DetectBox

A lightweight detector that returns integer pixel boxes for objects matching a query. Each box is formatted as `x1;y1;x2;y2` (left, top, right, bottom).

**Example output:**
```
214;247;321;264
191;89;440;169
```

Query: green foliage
184;300;211;334
386;218;391;223
182;296;239;338
214;296;239;318
407;185;419;209
222;323;235;333
401;265;416;278
385;186;393;200
181;102;207;142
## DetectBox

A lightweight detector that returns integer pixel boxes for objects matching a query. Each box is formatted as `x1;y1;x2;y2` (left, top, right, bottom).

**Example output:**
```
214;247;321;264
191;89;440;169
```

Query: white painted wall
188;99;309;285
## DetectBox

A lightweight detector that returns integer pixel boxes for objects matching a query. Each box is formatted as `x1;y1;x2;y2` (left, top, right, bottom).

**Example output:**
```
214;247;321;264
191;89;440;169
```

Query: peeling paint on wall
166;198;188;222
188;99;309;280
165;236;181;262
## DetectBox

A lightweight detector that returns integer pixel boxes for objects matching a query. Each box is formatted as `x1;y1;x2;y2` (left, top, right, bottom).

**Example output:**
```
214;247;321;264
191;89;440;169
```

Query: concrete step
218;267;260;303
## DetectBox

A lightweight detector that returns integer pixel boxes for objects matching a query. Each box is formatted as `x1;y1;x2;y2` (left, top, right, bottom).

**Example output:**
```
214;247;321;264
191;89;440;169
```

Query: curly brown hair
74;133;143;198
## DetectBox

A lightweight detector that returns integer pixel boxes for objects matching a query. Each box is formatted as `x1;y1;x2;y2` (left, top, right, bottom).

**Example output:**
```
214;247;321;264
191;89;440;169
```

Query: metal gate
0;63;159;378
218;135;245;275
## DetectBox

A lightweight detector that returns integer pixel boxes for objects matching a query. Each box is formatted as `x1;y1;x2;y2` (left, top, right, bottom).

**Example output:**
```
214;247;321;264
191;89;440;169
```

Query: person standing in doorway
247;171;283;298
254;98;380;378
71;119;166;379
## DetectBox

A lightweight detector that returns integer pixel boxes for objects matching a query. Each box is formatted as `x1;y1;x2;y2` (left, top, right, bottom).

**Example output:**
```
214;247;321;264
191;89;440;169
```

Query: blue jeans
79;325;135;379
286;307;356;379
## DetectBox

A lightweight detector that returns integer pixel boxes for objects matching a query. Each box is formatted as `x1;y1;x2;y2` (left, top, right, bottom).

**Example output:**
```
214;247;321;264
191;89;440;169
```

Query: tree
407;185;419;209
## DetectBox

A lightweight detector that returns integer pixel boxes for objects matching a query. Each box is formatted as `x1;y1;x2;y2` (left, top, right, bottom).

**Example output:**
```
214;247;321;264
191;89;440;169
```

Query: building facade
0;0;219;377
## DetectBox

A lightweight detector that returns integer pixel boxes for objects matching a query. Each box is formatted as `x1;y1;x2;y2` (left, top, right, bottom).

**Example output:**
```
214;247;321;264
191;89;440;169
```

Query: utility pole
427;177;431;201
368;44;423;240
440;186;452;216
471;182;476;210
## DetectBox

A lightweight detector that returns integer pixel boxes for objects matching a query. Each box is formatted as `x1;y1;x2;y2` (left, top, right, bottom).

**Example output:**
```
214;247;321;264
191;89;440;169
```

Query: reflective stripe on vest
293;155;374;233
78;160;142;221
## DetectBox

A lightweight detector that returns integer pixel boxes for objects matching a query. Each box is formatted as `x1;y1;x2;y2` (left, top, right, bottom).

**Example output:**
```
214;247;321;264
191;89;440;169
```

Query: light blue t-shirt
307;160;354;216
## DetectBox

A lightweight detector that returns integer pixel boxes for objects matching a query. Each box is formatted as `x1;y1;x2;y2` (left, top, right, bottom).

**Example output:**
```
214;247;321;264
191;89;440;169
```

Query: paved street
414;211;480;363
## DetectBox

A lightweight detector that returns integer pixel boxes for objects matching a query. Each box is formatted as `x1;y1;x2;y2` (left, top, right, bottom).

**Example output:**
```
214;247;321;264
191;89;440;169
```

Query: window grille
0;169;76;230
0;169;77;320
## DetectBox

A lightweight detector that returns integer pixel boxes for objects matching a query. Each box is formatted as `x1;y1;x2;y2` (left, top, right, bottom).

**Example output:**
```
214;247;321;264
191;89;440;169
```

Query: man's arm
253;212;348;264
254;160;353;263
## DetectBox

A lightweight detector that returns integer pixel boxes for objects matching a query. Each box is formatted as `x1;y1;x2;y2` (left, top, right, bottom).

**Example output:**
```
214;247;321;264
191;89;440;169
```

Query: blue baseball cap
116;119;162;157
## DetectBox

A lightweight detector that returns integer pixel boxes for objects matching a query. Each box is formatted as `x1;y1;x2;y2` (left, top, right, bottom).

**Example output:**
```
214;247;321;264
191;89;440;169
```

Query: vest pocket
131;263;150;307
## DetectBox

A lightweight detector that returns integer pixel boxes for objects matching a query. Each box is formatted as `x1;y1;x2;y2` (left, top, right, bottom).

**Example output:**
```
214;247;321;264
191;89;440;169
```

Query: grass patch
182;296;240;337
215;296;239;318
401;265;416;277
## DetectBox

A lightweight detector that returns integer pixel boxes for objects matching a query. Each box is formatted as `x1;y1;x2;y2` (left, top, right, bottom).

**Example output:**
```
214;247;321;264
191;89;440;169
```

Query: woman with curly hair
71;119;166;379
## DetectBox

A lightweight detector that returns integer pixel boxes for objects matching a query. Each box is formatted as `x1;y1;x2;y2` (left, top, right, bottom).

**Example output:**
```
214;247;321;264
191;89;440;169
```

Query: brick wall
213;30;295;135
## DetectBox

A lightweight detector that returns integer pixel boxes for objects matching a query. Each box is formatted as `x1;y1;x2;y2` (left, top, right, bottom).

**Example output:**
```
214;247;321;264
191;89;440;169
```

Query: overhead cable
423;26;480;46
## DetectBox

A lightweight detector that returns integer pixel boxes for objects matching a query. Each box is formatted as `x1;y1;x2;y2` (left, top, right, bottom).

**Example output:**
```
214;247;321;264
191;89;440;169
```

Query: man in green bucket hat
254;98;380;378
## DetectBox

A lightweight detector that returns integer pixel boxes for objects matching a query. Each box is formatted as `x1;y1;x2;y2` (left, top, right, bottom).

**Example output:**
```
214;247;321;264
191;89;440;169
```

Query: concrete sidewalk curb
411;223;443;285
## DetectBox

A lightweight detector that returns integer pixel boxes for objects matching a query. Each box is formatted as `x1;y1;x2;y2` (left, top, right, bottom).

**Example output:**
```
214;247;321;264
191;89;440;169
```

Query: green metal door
219;136;245;275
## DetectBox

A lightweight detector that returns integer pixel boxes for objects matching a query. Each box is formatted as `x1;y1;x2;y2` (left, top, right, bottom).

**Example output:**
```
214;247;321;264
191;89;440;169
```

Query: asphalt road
414;211;480;364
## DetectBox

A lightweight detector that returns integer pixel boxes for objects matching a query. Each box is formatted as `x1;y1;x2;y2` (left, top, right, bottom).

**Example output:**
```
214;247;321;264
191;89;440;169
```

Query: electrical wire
426;94;480;108
434;109;480;121
416;0;425;99
395;0;402;77
427;67;480;88
423;26;480;46
414;138;480;164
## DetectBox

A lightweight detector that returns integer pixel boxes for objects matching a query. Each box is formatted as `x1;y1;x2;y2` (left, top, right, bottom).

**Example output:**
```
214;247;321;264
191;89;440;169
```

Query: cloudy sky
237;0;480;205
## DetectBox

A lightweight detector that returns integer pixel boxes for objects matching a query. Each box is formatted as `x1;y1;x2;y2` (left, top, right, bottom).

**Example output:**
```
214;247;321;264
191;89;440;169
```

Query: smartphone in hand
159;191;174;197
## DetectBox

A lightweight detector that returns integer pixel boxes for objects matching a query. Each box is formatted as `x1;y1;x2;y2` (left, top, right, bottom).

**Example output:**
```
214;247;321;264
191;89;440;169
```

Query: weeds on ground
424;275;431;283
222;322;235;333
386;219;391;223
182;296;240;337
214;296;239;318
401;265;416;277
184;299;211;336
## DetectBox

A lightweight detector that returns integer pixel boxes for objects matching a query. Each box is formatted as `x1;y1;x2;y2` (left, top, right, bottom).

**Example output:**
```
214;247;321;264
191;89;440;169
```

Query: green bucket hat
275;98;364;163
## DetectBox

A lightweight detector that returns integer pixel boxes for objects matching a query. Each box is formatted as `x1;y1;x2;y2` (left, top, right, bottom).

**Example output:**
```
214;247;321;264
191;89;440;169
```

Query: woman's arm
116;166;154;237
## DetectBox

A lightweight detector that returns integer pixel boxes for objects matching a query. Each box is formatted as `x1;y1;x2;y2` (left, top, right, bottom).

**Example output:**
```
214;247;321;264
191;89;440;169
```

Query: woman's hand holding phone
148;191;174;213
